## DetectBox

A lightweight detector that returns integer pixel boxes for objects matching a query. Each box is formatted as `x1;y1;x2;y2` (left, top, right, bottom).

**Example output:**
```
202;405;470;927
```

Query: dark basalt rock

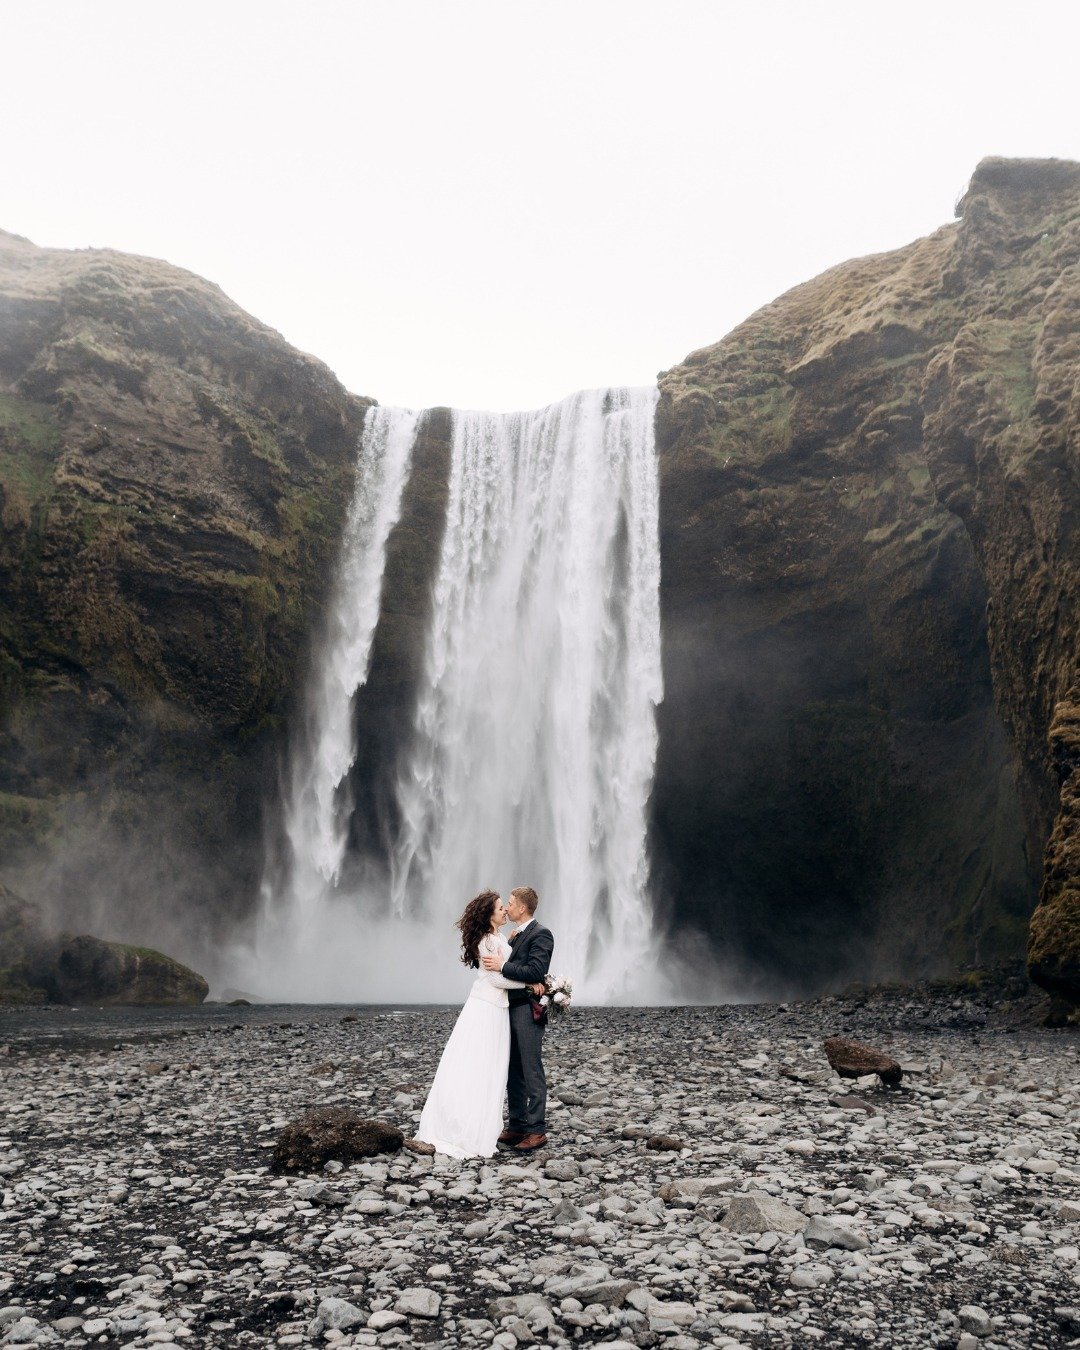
823;1035;903;1085
271;1107;404;1174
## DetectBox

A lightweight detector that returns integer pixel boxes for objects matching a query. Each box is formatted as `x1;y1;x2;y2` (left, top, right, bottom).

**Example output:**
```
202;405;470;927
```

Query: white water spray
392;387;663;999
263;405;417;931
244;389;664;1002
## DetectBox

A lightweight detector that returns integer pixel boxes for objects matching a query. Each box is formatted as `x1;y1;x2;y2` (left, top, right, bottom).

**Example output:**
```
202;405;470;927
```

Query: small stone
721;1191;807;1235
719;1311;765;1332
645;1298;697;1329
404;1137;436;1156
571;1281;639;1308
394;1287;441;1319
645;1135;685;1151
544;1158;580;1181
803;1215;871;1250
488;1294;550;1320
659;1176;735;1203
318;1297;366;1331
367;1310;406;1330
830;1094;878;1114
958;1305;991;1336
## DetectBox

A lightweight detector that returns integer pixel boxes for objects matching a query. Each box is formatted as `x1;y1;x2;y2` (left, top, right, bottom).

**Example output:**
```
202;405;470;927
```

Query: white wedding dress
415;932;526;1158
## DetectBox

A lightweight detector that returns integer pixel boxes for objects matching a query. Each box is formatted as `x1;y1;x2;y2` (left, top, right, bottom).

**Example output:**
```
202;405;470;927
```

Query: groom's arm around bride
481;909;553;1000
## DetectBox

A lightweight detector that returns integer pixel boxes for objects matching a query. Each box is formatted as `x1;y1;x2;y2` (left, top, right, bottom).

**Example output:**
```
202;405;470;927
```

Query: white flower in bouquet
543;973;573;1015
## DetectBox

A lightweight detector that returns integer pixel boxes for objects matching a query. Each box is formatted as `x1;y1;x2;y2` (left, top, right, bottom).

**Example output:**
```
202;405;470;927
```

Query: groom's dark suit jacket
501;921;554;1007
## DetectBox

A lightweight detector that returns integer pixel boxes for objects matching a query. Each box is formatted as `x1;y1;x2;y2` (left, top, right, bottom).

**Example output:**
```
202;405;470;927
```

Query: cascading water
244;388;665;1002
253;405;418;961
392;388;663;999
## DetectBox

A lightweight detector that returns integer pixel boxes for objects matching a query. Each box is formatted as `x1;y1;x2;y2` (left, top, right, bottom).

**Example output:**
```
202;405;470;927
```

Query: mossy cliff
656;157;1080;998
2;158;1077;1002
0;229;371;958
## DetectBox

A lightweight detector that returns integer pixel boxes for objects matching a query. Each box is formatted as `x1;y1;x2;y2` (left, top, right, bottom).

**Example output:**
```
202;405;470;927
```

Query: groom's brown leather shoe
514;1132;548;1151
497;1129;525;1146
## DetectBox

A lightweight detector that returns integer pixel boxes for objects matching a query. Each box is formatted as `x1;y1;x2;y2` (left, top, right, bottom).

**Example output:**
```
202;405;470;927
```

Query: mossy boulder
27;935;208;1006
0;881;207;1004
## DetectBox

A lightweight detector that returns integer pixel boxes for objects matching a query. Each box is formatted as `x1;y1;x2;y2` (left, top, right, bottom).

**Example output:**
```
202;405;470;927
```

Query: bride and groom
415;885;554;1158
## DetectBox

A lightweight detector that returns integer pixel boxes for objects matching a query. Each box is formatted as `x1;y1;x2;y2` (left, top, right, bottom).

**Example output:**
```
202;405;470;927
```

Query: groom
482;885;553;1151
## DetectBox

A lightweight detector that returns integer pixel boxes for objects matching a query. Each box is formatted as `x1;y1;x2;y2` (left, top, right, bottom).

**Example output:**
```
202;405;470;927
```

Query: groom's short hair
510;885;539;914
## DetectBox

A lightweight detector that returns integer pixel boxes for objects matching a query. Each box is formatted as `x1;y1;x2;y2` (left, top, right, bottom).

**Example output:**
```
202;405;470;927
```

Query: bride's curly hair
457;889;500;968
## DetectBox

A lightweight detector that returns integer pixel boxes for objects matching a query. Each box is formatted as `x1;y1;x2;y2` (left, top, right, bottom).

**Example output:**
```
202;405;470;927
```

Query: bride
414;889;527;1158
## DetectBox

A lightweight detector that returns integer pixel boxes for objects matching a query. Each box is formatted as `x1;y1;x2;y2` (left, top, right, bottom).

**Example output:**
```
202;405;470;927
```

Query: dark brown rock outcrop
655;157;1079;999
271;1108;404;1173
823;1035;903;1086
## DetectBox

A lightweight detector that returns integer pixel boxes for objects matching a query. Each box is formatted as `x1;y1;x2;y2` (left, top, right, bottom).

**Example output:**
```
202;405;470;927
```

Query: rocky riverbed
0;982;1078;1349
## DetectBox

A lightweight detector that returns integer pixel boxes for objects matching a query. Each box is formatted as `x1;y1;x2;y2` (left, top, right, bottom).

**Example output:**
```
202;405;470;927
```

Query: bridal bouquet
537;974;573;1017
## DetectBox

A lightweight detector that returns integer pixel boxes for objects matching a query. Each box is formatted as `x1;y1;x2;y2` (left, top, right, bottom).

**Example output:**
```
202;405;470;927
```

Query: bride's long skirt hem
419;1137;497;1160
414;991;509;1161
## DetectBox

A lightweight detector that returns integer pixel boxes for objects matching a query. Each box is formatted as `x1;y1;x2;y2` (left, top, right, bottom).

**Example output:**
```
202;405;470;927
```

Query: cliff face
0;230;371;957
656;158;1079;996
2;158;1077;1000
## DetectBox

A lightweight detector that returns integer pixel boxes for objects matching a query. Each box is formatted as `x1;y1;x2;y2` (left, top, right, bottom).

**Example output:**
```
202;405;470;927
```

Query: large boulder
823;1035;902;1085
0;881;206;1004
29;934;208;1006
271;1107;403;1173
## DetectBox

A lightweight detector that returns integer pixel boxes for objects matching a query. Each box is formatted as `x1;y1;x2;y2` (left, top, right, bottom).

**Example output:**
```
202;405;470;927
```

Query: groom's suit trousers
507;1000;546;1132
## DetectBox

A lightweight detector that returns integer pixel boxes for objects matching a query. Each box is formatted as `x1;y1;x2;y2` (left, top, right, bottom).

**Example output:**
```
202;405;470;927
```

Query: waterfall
392;387;662;999
245;388;664;1003
271;405;418;920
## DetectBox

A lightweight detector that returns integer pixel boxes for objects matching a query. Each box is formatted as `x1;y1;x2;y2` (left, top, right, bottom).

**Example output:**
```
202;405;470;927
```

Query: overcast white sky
4;1;1079;411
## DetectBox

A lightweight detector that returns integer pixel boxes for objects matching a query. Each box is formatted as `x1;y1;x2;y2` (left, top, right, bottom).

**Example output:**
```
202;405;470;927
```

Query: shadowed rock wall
655;158;1079;996
0;230;371;963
